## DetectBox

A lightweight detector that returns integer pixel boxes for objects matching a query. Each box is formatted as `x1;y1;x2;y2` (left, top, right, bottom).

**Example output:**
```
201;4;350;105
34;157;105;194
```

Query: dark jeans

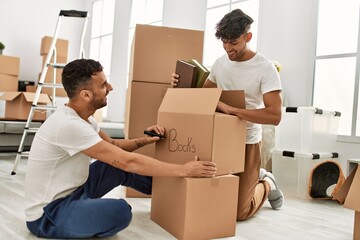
26;160;152;238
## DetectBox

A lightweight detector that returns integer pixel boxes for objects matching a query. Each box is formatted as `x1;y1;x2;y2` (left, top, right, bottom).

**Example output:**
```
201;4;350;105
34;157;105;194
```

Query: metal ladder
11;10;88;175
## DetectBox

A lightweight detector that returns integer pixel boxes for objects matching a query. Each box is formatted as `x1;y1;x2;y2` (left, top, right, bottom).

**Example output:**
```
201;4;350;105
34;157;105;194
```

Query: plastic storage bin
275;107;340;153
272;150;340;199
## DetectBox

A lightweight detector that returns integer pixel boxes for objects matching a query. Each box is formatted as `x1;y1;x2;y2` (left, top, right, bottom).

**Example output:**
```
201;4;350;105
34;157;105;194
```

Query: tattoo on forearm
112;159;121;167
135;139;145;148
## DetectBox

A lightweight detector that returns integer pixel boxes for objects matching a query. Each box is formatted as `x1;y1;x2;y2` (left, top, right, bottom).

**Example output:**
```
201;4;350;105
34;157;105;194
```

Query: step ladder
11;10;88;175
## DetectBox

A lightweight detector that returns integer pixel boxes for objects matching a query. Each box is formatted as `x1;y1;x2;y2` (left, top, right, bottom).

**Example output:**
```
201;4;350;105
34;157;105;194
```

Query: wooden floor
0;153;354;240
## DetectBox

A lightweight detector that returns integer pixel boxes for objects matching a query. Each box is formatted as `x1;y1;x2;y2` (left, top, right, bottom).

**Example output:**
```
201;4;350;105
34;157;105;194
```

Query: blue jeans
26;160;152;238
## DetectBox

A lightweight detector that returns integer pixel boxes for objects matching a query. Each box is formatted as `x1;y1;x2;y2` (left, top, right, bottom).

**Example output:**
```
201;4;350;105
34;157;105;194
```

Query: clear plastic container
272;150;340;199
275;107;340;153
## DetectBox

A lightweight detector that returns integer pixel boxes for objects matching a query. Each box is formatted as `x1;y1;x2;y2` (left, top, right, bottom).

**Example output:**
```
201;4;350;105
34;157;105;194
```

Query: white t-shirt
25;105;102;221
208;53;282;144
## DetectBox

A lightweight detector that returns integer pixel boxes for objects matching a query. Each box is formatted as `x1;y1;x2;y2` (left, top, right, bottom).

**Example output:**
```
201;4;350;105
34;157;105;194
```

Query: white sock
264;177;276;191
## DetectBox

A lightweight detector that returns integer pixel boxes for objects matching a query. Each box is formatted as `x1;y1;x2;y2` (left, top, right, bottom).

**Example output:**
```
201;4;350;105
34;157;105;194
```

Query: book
174;60;198;88
187;59;210;88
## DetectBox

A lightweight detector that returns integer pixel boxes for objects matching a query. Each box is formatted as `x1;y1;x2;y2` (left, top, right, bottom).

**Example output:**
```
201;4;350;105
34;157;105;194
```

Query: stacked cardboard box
0;55;20;92
273;107;342;199
38;36;68;97
151;88;247;239
124;24;204;198
0;54;51;121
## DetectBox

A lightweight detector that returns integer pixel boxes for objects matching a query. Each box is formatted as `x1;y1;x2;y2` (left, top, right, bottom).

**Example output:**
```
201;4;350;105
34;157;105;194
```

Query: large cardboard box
129;24;204;84
155;88;246;176
40;36;68;58
0;92;51;121
0;74;18;91
41;53;67;66
0;55;20;76
151;175;239;240
124;81;171;139
333;164;360;240
125;144;154;198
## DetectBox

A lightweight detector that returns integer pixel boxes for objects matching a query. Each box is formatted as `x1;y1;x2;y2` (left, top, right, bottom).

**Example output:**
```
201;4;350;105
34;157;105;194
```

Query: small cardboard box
150;175;239;240
0;55;20;76
124;81;171;139
0;92;51;121
155;88;246;176
333;164;360;239
129;24;204;84
0;74;18;91
40;36;68;58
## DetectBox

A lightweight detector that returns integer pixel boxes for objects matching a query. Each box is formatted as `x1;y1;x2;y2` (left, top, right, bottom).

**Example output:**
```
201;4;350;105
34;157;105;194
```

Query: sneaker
259;168;267;179
261;171;284;209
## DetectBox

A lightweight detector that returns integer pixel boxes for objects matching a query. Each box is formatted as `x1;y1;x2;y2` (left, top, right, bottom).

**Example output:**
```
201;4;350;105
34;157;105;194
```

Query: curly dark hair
62;59;103;99
215;9;254;41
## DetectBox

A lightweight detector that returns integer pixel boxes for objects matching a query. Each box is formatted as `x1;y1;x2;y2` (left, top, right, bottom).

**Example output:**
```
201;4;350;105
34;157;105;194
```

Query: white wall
106;1;132;122
0;0;90;82
163;0;207;31
258;0;318;107
257;0;359;171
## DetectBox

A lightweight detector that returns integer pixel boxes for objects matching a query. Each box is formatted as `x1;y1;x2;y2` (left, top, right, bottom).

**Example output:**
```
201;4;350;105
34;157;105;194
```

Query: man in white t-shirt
25;59;216;238
172;9;283;221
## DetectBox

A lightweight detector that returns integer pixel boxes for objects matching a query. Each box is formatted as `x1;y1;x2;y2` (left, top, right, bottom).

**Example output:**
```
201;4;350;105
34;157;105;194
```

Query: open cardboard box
333;163;360;239
155;88;246;176
0;91;51;121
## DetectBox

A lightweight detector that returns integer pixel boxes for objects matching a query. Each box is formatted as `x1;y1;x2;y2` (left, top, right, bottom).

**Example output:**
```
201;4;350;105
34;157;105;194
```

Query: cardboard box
0;74;18;91
125;187;150;198
0;92;51;121
0;55;20;76
125;144;154;198
41;53;67;66
38;68;67;97
333;164;360;239
155;88;246;176
26;85;36;93
129;24;204;84
150;175;239;240
124;81;171;139
40;36;68;58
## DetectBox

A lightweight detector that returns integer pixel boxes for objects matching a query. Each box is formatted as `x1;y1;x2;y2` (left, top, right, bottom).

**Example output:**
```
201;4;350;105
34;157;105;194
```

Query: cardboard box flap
343;164;360;211
23;92;51;104
220;90;245;109
158;88;221;115
333;164;357;204
0;91;22;101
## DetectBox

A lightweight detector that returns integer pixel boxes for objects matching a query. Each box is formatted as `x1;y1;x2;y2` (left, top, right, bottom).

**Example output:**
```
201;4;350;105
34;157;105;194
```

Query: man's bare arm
82;140;217;178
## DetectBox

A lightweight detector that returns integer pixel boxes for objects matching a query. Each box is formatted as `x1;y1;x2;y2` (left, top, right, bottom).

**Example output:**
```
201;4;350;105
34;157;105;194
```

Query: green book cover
187;59;210;88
